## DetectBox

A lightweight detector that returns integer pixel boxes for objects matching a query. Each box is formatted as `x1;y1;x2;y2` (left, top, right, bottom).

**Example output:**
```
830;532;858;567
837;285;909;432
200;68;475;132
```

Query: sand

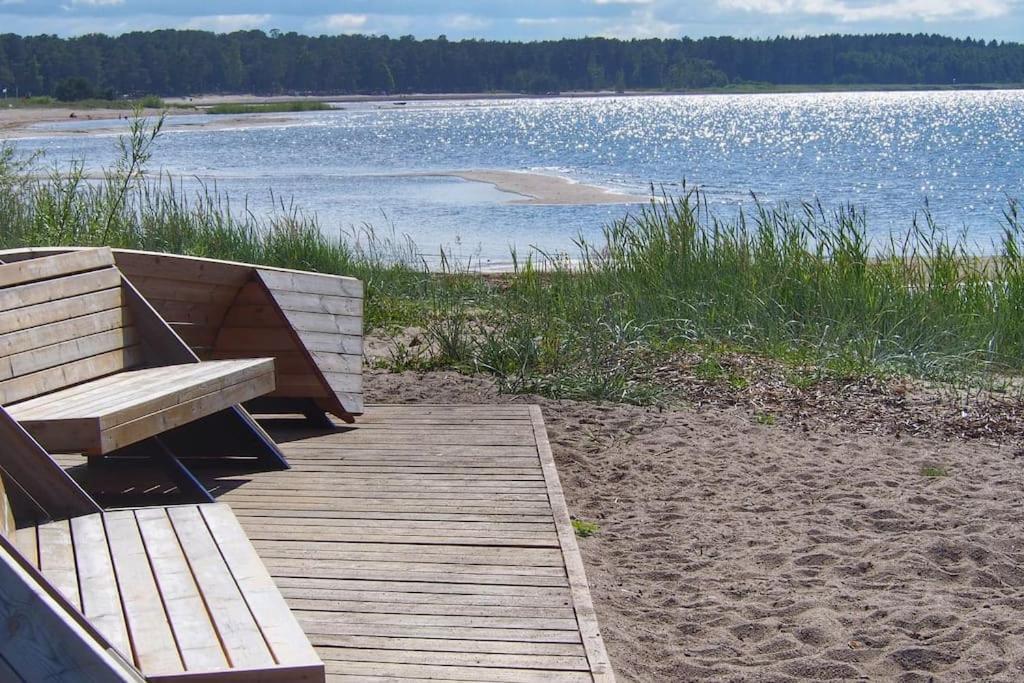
0;106;294;139
364;360;1024;681
442;170;649;206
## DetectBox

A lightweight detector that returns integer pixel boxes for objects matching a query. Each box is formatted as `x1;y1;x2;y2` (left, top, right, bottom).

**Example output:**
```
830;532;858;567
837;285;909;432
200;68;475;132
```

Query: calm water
13;90;1024;267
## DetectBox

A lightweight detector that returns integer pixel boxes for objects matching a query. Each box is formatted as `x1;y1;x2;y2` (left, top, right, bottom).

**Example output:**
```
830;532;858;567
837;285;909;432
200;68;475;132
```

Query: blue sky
1;1;1021;41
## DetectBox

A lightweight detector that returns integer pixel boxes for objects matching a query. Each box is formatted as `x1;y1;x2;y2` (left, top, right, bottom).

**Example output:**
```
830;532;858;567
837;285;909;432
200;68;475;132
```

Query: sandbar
439;170;649;206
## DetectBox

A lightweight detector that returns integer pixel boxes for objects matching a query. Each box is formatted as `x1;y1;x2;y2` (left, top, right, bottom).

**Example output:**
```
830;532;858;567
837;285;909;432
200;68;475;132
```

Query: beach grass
3;112;1024;405
205;102;332;115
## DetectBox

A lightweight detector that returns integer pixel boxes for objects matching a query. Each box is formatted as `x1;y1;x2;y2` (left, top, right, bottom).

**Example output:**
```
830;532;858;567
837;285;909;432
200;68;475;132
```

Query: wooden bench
0;248;289;504
0;247;365;427
0;460;325;681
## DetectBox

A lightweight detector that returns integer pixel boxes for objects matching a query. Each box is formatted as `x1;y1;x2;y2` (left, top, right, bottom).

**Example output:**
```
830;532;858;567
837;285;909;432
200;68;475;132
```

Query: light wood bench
0;248;289;503
0;467;325;681
0;247;365;427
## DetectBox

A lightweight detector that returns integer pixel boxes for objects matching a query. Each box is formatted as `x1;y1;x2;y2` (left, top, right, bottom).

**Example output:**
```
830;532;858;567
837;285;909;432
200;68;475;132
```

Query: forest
1;30;1022;99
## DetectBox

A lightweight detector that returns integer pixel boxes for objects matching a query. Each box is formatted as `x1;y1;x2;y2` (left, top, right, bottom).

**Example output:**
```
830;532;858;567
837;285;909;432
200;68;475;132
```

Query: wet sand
441;170;649;206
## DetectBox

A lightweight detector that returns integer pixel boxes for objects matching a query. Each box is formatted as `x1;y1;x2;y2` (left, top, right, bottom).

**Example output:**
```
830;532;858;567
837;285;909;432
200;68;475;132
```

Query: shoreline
0;106;297;139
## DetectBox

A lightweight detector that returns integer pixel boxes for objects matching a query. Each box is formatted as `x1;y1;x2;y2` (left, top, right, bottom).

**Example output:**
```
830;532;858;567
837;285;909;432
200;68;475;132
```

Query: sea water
13;90;1024;267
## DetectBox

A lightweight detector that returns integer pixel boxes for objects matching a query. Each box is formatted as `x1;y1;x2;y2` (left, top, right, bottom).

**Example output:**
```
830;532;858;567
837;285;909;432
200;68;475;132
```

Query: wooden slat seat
0;452;325;683
8;359;274;455
13;503;325;682
0;249;289;497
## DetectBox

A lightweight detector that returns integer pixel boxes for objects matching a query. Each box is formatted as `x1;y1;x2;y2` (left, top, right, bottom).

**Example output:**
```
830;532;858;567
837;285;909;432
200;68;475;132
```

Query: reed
205;102;332;115
3;113;1022;404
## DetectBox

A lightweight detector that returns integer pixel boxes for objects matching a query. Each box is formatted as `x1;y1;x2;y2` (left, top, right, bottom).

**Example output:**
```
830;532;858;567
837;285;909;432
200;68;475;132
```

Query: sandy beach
364;338;1024;682
0;105;294;139
440;170;649;206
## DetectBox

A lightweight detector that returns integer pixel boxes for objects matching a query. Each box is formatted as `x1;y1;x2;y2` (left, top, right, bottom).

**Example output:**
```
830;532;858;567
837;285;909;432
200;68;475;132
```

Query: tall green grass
3;112;1023;404
206;102;332;115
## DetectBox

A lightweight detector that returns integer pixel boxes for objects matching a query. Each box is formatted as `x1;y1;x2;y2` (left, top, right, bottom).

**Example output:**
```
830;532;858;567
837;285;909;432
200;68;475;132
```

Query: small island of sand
438;169;650;206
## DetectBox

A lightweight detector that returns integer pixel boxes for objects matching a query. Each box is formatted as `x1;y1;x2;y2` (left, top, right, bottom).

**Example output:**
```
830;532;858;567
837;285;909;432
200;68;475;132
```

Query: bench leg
152;437;215;504
157;406;290;471
302;406;336;429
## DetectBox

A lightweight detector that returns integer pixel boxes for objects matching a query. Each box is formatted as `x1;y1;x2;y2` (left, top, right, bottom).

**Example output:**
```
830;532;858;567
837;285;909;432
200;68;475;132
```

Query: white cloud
717;0;1012;22
515;17;563;26
182;14;271;32
444;13;492;31
321;13;368;32
598;8;683;37
69;0;125;5
593;0;654;5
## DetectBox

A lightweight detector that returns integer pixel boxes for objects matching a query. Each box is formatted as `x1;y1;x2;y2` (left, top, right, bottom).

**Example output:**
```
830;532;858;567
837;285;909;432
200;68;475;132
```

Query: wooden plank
250;542;562;566
99;369;275;453
0;326;138;383
263;291;363;316
300;621;582;644
200;504;323;670
0;307;126;358
321;661;592;683
104;510;184;675
215;328;362;355
0;248;114;289
0;346;143;407
0;408;100;520
309;635;584;656
227;508;552;523
261;556;563;577
273;577;571;598
277;587;573;609
167;505;275;669
0;287;122;336
257;268;363;299
171;323;218;350
282;599;574;619
531;405;614;682
70;515;132;659
36;521;81;611
134;507;228;672
13;526;37;567
0;267;121;313
293;610;577;630
127;276;239;308
113;250;253;288
0;539;143;683
315;646;589;670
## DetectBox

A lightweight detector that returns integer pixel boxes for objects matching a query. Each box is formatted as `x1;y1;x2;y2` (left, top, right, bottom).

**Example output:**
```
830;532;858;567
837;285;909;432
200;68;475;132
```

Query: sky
0;0;1021;42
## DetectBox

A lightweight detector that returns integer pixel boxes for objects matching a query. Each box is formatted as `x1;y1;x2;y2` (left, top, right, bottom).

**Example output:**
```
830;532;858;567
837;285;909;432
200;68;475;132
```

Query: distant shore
4;84;1022;140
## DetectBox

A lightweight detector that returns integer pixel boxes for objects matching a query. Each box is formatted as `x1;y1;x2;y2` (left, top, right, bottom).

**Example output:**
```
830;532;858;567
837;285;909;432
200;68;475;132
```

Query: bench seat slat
105;510;185;676
38;521;81;611
201;504;322;668
70;515;132;657
169;506;276;669
135;508;229;672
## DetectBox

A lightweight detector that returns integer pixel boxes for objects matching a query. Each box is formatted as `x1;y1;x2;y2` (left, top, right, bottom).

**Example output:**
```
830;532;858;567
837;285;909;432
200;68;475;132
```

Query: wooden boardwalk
194;404;614;682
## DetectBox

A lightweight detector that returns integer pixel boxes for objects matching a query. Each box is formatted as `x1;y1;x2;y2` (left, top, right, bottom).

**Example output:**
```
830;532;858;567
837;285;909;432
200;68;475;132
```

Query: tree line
1;30;1022;99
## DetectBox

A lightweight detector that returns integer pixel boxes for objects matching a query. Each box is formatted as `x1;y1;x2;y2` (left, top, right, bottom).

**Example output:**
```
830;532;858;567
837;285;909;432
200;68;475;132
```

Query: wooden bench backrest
0;249;143;406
